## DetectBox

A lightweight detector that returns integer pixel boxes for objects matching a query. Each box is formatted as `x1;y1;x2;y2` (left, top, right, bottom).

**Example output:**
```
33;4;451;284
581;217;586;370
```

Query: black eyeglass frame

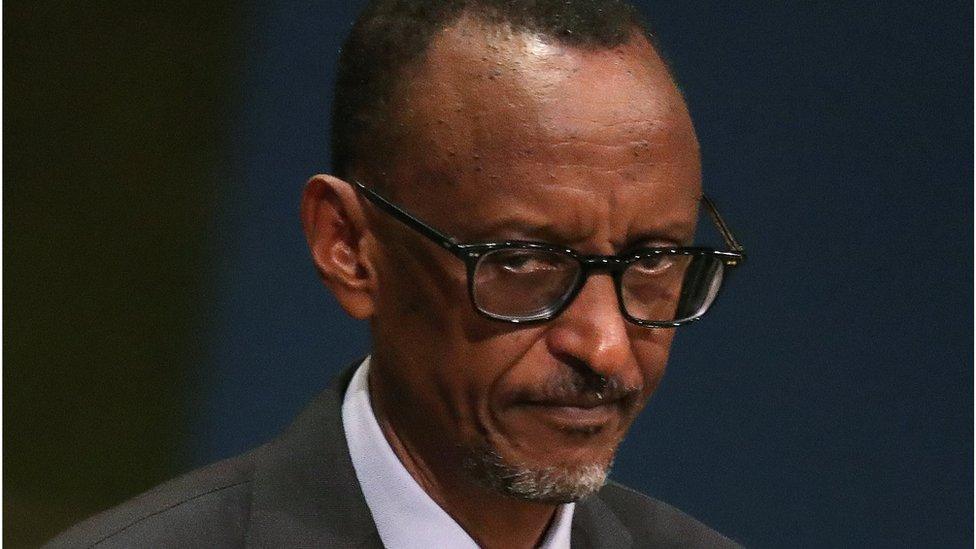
350;179;746;327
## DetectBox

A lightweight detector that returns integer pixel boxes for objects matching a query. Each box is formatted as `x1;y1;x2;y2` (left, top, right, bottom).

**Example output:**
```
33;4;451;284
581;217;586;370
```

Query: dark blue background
193;3;973;546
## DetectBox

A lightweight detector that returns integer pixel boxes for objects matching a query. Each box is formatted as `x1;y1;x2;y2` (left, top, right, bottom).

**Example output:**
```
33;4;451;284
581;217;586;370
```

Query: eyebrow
458;215;696;251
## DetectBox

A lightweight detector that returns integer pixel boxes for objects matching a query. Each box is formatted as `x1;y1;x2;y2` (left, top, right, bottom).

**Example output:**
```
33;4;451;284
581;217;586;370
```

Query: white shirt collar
342;357;575;548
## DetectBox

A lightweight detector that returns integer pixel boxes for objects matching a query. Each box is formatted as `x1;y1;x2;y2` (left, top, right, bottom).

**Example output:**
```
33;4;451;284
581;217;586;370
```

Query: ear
300;174;376;320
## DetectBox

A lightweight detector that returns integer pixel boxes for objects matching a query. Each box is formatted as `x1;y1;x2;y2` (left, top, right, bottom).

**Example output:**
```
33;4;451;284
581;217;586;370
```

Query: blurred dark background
5;2;972;547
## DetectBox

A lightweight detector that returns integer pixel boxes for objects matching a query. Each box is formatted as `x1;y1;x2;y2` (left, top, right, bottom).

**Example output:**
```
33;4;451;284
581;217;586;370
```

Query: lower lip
520;403;619;431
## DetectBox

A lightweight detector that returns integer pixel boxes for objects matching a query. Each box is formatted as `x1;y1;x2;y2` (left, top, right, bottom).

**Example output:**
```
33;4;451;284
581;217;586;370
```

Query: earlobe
301;174;376;319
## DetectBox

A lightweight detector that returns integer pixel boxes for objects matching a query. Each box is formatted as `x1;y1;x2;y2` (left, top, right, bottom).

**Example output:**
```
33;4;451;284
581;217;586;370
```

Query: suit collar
246;364;383;548
245;361;627;549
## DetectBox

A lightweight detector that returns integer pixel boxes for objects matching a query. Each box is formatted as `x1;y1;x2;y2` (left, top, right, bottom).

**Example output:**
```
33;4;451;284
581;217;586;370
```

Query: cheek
633;329;676;397
468;329;547;397
374;241;469;326
371;243;530;438
441;325;548;447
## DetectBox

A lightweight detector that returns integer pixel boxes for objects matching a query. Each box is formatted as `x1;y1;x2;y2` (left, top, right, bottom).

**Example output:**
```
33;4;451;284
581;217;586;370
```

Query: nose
545;273;635;381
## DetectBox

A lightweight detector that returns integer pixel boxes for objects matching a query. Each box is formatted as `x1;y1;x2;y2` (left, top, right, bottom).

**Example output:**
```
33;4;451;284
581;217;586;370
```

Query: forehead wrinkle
384;16;700;248
391;18;689;170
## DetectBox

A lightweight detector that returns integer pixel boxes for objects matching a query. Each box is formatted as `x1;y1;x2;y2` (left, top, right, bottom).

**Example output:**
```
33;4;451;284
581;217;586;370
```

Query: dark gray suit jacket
47;367;740;548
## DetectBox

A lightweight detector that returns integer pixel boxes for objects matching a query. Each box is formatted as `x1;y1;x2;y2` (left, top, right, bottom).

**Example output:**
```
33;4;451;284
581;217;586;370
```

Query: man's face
364;18;701;501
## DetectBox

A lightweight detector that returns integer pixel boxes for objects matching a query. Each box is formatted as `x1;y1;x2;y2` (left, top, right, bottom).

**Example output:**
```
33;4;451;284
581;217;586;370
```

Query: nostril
552;351;611;391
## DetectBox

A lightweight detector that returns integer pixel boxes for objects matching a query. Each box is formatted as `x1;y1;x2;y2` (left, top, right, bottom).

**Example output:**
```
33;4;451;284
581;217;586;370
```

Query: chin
462;438;617;503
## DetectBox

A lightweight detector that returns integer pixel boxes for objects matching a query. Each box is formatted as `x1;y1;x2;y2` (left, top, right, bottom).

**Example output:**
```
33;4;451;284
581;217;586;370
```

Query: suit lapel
246;363;383;548
571;493;633;549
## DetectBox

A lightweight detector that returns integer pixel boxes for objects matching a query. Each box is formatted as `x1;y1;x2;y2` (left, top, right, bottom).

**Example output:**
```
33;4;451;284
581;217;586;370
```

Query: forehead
385;16;701;243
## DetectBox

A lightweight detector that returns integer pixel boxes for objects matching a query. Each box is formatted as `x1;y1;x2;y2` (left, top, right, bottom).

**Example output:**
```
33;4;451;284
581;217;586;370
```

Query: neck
367;357;561;549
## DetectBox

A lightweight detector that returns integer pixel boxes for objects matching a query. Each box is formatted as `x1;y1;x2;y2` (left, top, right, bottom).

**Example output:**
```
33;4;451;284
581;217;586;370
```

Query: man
48;0;744;547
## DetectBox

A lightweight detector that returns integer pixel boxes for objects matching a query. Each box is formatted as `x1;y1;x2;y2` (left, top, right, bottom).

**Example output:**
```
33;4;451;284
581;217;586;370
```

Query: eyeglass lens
471;248;724;323
471;249;581;320
621;254;724;323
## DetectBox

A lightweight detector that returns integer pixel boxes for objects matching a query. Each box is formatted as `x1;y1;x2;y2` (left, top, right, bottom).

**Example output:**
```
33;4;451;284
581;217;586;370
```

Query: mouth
526;404;617;430
514;396;628;434
497;376;643;442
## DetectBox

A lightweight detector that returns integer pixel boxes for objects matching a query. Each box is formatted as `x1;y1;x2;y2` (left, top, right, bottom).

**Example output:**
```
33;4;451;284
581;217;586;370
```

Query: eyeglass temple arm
701;194;745;254
353;180;744;257
350;180;460;251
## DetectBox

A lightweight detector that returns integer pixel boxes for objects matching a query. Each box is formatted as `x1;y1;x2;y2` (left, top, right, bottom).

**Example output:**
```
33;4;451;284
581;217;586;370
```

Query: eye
630;254;674;276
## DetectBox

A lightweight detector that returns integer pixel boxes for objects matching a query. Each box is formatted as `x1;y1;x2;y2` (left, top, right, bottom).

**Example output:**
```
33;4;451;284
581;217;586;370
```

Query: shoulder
44;448;265;549
579;481;742;548
44;370;366;549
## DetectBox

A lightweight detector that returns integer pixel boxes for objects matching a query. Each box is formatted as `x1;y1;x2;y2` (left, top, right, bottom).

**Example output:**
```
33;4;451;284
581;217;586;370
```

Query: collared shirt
342;357;575;548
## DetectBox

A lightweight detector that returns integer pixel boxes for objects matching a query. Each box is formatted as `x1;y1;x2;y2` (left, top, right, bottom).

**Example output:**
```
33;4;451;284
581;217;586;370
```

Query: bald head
331;0;672;185
385;15;698;201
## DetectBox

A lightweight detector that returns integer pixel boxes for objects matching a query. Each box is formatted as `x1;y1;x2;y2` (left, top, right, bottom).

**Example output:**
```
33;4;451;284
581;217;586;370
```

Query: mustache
510;369;643;407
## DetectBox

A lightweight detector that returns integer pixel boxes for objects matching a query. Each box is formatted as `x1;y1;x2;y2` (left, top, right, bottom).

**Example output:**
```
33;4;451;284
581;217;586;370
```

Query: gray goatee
463;445;612;504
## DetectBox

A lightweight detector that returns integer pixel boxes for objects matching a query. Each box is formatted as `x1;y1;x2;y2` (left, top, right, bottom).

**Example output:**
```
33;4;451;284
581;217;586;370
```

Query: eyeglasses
350;180;745;327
